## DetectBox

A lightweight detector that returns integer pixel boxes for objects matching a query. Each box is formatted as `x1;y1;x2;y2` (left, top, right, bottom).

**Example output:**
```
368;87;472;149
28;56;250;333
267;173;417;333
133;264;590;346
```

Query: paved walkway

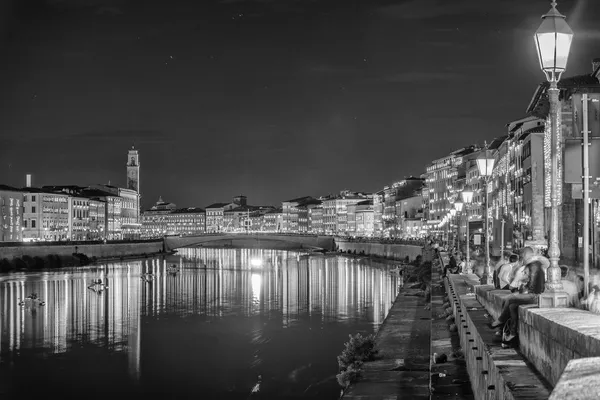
342;287;432;399
342;252;474;400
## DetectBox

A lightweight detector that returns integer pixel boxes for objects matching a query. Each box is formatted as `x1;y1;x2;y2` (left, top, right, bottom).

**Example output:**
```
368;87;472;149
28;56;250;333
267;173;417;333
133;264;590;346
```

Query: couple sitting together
490;247;547;342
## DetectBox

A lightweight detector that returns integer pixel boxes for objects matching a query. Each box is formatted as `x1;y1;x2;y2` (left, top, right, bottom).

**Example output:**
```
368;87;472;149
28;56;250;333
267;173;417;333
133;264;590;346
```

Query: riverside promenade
342;249;473;400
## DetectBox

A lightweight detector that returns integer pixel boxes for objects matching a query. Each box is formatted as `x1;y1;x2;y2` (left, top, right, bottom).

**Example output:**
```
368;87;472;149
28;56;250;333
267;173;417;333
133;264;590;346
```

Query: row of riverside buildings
3;58;599;268
424;58;600;266
0;147;141;242
140;180;426;240
137;58;600;268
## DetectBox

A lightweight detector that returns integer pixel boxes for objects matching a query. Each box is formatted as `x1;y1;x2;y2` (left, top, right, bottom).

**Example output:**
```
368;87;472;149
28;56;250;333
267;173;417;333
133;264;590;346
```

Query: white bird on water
250;375;262;395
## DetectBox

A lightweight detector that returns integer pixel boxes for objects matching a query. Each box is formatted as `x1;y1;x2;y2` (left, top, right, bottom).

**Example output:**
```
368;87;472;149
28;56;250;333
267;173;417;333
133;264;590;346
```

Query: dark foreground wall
0;240;164;259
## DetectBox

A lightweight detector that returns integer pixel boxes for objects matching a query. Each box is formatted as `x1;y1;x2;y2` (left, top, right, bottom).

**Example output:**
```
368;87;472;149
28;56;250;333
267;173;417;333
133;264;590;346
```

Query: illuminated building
124;147;141;239
395;194;424;238
88;198;106;240
263;208;283;232
224;206;255;232
308;205;323;234
141;197;176;238
347;200;374;237
281;196;314;233
525;59;600;263
484;117;546;254
68;195;91;241
424;146;478;239
88;185;124;240
0;185;23;242
205;197;244;233
372;190;384;237
297;199;322;233
381;177;424;238
321;191;371;236
166;207;206;236
22;188;69;241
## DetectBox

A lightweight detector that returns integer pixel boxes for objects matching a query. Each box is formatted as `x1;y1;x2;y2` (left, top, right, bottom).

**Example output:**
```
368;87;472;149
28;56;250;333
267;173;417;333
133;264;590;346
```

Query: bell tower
127;146;140;193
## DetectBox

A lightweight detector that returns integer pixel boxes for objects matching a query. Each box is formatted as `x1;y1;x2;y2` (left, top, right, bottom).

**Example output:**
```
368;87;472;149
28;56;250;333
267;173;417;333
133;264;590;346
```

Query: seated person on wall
443;253;459;277
497;254;519;290
492;254;509;288
491;260;546;342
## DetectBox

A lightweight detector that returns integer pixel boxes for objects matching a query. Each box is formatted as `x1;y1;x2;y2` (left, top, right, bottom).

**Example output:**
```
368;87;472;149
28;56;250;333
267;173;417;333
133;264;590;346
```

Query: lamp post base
538;291;569;308
479;273;494;286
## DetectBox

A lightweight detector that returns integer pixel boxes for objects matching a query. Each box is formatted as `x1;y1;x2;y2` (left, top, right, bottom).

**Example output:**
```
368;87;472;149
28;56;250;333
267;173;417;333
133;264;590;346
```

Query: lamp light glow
461;191;474;204
534;1;573;82
454;201;464;212
250;258;263;267
476;149;495;177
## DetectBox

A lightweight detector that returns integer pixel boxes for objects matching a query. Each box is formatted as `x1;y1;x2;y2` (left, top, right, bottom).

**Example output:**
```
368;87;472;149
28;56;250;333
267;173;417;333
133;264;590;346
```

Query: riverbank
0;250;170;273
0;240;164;271
341;249;474;399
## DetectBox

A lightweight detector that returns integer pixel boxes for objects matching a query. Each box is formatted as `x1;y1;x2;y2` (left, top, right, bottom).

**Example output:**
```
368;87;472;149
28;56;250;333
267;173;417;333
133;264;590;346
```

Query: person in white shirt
497;254;519;289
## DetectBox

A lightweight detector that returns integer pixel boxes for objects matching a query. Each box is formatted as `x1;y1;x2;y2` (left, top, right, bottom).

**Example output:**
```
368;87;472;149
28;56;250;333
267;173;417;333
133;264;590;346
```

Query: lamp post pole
476;148;495;286
461;191;474;274
546;81;564;292
482;177;493;285
534;0;573;307
465;208;471;273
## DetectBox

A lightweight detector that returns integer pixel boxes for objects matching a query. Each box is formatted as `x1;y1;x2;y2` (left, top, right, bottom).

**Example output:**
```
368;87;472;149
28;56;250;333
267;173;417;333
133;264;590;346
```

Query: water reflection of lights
0;249;400;360
250;258;263;268
251;273;262;304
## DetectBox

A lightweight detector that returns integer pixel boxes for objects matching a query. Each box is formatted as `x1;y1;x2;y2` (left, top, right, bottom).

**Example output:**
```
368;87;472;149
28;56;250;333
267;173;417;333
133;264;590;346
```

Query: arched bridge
164;233;336;252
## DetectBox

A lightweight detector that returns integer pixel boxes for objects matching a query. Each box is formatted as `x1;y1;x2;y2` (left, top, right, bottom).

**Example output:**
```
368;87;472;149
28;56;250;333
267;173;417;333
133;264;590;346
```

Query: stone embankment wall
336;240;423;261
0;240;164;260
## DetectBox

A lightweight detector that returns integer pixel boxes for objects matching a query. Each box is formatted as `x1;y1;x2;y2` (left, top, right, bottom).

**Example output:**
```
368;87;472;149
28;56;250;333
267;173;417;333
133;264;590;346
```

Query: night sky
1;0;599;210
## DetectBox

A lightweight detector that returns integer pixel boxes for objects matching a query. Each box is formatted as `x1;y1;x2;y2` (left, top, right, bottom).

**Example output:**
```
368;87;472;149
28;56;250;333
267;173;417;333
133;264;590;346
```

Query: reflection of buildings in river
175;248;398;327
1;249;398;368
0;264;142;380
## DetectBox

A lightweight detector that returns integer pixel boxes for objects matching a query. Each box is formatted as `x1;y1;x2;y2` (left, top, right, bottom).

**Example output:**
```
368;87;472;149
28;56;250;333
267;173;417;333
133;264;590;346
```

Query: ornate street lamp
454;201;464;257
534;0;573;307
477;148;495;285
461;191;474;273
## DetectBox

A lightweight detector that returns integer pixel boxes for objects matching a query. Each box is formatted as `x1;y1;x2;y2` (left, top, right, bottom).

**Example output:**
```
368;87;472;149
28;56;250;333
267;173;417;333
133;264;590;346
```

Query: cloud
382;71;465;83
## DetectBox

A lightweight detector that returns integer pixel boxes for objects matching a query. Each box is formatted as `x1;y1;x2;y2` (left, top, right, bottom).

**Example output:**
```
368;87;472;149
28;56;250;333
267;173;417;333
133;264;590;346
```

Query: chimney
593;58;600;77
26;174;32;188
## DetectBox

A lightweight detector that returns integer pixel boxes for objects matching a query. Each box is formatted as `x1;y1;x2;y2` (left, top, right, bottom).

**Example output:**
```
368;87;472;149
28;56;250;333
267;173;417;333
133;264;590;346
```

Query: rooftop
205;202;231;209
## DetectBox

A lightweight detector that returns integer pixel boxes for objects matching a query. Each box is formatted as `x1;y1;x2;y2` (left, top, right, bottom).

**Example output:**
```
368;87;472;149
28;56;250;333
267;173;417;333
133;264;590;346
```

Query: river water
0;248;401;399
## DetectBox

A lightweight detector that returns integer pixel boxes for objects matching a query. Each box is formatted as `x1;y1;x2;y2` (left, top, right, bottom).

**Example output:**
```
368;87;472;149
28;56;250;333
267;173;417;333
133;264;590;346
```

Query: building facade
0;185;23;242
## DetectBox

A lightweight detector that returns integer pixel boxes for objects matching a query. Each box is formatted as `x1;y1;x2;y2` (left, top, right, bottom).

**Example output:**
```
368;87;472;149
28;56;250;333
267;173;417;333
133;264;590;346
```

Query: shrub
0;258;12;273
336;363;362;388
32;256;45;269
11;257;27;270
336;333;377;388
449;323;458;332
21;255;35;270
46;254;61;269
